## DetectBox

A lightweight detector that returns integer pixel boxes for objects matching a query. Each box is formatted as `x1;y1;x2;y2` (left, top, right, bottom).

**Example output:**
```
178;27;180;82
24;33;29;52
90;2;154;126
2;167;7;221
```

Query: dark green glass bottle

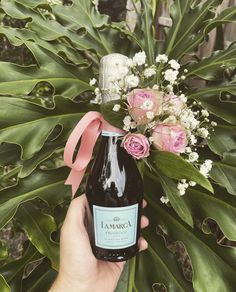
86;132;143;262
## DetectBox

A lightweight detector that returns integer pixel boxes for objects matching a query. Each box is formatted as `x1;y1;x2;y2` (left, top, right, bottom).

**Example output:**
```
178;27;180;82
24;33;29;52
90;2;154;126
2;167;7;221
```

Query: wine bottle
86;54;143;262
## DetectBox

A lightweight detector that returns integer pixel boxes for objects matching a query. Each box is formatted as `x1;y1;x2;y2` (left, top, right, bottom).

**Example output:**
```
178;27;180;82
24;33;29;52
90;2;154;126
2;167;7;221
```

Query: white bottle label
93;204;138;249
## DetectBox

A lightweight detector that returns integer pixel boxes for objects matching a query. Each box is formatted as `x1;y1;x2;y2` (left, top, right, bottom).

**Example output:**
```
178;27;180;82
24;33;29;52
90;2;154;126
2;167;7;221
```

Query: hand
50;194;149;292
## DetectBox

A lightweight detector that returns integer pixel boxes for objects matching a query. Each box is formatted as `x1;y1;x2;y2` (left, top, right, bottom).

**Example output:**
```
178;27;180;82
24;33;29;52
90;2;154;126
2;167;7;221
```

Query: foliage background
0;0;236;291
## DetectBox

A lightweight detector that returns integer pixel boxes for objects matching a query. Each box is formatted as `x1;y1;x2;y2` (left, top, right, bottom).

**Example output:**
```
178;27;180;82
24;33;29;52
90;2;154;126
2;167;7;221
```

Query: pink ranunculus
122;133;150;159
163;94;184;115
127;89;163;125
152;124;187;154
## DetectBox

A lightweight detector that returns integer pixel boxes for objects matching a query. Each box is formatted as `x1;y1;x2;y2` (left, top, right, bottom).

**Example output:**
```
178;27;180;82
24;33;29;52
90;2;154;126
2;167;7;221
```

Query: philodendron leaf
0;275;10;292
0;96;91;160
150;151;213;193
17;200;59;270
184;186;236;241
210;150;236;196
187;42;236;81
0;167;70;230
189;84;236;125
22;258;57;292
208;125;236;156
143;179;236;292
0;242;43;292
101;99;127;129
0;41;92;99
164;0;222;58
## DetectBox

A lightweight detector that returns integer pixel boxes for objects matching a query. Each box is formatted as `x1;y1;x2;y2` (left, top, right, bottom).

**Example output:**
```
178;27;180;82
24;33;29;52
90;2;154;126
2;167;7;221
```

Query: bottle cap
99;53;128;103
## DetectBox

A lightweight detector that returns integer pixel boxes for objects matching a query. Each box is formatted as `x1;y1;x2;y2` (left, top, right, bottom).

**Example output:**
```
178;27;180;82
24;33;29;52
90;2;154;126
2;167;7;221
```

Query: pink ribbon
64;111;125;197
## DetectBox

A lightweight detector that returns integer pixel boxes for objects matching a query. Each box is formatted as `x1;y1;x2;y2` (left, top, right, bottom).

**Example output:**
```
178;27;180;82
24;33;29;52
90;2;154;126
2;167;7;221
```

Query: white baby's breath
197;127;209;139
185;147;192;153
188;152;199;162
164;69;179;84
177;180;189;196
189;181;196;186
144;67;156;78
123;115;132;126
156;54;168;63
201;109;209;117
146;111;154;120
189;134;197;145
125;74;140;88
133;51;146;66
89;78;97;86
179;94;187;103
152;84;159;90
199;160;213;177
113;104;121;112
168;59;180;70
149;136;155;143
160;196;169;204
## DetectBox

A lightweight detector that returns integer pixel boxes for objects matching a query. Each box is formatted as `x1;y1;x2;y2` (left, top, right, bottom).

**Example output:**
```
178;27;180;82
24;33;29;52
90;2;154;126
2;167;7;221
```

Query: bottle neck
101;130;124;138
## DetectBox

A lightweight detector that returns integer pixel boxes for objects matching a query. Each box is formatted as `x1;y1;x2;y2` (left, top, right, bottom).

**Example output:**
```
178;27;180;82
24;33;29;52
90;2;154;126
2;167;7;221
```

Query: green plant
0;0;236;291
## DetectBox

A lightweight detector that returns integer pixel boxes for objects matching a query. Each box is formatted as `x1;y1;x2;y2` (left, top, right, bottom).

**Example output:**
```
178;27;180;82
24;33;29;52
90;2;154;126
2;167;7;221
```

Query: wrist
50;273;91;292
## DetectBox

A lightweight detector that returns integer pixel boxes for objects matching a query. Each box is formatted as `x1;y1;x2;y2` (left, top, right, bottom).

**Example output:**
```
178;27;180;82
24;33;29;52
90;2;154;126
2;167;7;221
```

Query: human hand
50;194;149;292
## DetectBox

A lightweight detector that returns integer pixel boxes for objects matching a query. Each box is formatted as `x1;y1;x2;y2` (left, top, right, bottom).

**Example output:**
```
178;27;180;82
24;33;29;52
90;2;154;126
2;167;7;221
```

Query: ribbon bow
64;111;125;197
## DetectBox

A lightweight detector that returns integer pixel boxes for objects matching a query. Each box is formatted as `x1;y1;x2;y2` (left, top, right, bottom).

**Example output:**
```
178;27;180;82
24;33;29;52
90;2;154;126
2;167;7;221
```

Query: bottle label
93;204;138;249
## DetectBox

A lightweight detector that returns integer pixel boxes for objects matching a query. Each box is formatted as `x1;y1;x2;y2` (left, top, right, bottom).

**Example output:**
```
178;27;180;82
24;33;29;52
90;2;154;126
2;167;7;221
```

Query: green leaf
0;42;92;98
0;242;43;292
138;0;156;64
22;258;57;292
210;150;236;196
164;0;222;58
17;200;59;270
0;143;21;166
101;99;126;129
189;85;236;125
0;96;91;160
149;171;193;227
208;125;236;156
144;179;236;292
150;151;213;193
185;186;236;240
0;26;87;66
187;42;236;81
19;141;63;178
0;275;10;292
0;167;70;229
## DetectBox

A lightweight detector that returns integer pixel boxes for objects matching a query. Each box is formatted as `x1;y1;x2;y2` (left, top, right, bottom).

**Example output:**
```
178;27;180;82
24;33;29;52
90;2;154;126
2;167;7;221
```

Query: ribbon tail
65;168;85;197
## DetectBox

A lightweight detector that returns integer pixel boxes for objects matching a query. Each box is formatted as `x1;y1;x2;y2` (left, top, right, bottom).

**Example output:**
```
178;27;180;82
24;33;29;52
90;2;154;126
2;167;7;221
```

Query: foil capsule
99;53;128;103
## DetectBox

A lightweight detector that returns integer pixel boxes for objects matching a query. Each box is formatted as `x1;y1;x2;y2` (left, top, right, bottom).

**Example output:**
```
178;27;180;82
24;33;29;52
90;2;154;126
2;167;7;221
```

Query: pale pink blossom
127;89;163;125
152;124;187;154
122;133;150;159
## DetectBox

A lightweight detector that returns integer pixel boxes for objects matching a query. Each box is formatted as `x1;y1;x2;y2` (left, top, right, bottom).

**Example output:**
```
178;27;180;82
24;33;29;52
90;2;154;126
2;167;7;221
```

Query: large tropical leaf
0;167;70;230
0;242;43;292
0;96;91;160
16;200;59;270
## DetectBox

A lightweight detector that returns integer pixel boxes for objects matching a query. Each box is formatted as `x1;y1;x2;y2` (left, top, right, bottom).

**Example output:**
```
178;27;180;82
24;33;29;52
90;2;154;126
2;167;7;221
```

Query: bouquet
90;51;216;203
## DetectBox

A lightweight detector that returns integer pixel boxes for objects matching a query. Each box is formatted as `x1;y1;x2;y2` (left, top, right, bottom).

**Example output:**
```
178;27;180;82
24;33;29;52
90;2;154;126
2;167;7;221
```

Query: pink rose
163;94;184;115
152;124;187;154
127;89;163;125
122;133;150;159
